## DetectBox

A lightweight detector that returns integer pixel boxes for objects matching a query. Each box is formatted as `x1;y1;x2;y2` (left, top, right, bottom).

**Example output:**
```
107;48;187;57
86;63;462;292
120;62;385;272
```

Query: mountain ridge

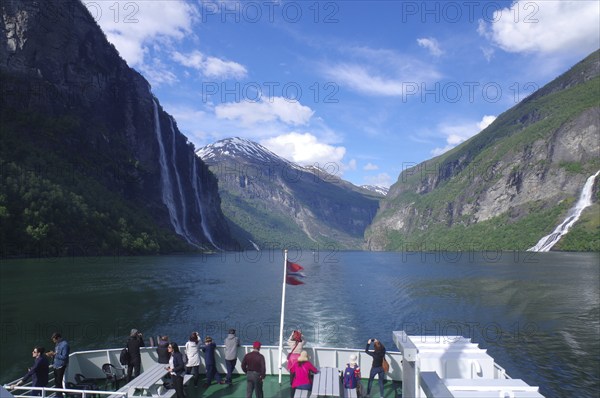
366;49;600;251
0;0;236;255
197;137;382;249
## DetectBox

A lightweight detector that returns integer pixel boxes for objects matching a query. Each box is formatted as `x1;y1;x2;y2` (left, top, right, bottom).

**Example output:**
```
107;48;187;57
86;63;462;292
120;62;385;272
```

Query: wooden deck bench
311;367;340;397
343;387;358;397
106;363;168;398
293;389;310;398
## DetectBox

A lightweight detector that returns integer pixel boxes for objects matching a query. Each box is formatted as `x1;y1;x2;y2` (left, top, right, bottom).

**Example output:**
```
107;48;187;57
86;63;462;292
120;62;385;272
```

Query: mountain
361;185;389;196
366;50;600;251
197;137;382;249
0;0;235;255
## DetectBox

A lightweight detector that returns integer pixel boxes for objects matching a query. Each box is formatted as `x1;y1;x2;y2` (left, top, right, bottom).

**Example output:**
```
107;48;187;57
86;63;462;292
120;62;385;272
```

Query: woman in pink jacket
289;351;318;397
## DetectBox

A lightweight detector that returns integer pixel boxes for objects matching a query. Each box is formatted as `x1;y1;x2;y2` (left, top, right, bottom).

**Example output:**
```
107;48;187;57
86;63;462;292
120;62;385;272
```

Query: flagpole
278;249;288;384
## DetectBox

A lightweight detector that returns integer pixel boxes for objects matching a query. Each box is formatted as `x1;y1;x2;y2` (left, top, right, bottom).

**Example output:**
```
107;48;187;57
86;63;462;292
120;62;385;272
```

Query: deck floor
171;374;401;397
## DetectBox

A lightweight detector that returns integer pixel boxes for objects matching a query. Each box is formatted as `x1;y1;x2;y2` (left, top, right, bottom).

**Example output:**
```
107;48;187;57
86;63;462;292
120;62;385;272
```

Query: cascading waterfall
190;156;221;250
528;170;600;252
167;116;195;243
152;98;191;244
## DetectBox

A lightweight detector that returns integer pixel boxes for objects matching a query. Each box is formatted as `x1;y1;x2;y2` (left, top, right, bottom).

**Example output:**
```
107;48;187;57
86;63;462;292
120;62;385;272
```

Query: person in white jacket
184;332;201;387
223;329;240;385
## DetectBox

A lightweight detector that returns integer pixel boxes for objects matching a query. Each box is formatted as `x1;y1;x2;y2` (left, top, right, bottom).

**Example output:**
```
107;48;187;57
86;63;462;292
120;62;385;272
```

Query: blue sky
88;0;600;188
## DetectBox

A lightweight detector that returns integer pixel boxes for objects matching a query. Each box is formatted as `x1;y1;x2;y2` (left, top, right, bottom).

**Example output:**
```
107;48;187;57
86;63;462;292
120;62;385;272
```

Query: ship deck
160;373;400;397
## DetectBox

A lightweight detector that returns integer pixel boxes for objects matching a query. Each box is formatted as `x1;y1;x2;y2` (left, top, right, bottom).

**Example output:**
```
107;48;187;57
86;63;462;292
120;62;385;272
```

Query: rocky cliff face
0;0;234;252
197;138;382;249
366;50;600;251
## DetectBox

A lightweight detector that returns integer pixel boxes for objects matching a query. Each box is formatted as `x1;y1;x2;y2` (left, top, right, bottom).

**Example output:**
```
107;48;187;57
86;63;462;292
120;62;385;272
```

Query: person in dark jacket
12;347;50;396
166;343;186;398
201;336;224;387
157;336;170;364
126;329;145;381
241;341;266;398
365;338;386;398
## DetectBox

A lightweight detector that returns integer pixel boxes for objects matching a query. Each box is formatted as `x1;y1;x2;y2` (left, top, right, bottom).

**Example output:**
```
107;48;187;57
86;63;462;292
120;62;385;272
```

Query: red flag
286;260;305;285
286;276;304;285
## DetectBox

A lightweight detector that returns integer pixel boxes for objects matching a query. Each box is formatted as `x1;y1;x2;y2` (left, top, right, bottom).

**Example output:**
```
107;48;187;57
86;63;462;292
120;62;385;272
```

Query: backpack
343;364;360;389
119;348;130;365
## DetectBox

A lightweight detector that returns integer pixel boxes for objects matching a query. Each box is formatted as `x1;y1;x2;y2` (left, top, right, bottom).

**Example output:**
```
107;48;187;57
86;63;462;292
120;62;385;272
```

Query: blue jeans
225;359;237;383
205;364;222;385
367;366;385;397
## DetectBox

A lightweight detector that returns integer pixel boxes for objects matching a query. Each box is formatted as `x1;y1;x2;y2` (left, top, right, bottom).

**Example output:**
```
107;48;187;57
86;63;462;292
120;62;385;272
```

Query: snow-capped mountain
197;137;382;249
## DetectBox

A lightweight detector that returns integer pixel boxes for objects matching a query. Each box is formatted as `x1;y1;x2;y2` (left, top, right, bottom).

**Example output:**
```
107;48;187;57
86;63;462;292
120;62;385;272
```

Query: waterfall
152;98;190;243
528;170;600;252
167;116;195;243
191;155;221;250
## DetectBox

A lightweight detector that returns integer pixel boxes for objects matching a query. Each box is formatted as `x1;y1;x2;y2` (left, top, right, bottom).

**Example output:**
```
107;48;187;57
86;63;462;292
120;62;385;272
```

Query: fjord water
1;251;598;397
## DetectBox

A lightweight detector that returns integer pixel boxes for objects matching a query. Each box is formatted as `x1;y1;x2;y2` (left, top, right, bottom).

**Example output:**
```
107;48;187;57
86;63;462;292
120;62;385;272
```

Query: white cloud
480;1;600;55
261;133;346;167
364;163;379;171
321;48;442;97
417;38;444;57
363;173;393;188
431;115;496;156
215;97;314;126
139;58;179;86
480;47;495;62
172;50;248;79
89;1;198;67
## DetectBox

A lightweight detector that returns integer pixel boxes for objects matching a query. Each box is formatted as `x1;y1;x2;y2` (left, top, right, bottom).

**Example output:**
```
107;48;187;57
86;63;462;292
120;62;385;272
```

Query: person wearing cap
224;328;240;385
342;354;362;395
201;336;224;387
126;329;144;381
241;341;266;398
289;350;318;397
46;332;69;397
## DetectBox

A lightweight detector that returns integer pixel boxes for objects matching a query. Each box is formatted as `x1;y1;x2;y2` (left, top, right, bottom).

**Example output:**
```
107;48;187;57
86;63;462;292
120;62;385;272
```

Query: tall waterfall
191;156;220;250
152;98;190;244
168;117;194;243
528;170;600;252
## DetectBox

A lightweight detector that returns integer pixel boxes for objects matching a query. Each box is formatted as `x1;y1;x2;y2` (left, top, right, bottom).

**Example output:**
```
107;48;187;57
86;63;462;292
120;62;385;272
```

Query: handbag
382;357;390;373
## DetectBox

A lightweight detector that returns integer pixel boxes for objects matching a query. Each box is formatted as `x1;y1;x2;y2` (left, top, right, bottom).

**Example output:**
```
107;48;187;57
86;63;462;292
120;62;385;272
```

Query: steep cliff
366;50;600;251
0;0;235;255
197;138;382;250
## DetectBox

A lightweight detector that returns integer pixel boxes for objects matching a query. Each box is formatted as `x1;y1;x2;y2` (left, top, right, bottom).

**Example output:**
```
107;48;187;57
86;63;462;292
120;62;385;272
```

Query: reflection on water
0;251;598;398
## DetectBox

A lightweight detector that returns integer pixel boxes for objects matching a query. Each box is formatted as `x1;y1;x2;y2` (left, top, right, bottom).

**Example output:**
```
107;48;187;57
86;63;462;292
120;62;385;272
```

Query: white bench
294;390;310;398
107;363;168;398
311;367;340;397
343;387;358;397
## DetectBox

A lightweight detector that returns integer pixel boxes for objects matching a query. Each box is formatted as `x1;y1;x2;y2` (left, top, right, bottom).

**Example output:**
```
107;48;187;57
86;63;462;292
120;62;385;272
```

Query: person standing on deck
11;346;50;396
365;338;386;398
286;330;305;371
184;332;201;388
166;343;186;398
241;341;265;398
202;336;224;386
289;350;318;398
224;328;240;385
126;329;144;381
157;335;170;364
46;332;69;398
